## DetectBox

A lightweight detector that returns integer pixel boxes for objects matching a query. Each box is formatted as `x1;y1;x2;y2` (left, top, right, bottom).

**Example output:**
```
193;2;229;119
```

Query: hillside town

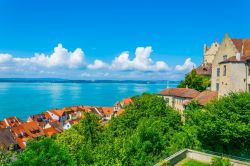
0;97;133;150
1;33;250;153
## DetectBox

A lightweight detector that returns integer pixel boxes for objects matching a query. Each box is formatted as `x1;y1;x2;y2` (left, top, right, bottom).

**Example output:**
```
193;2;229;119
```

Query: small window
223;65;227;76
223;55;227;60
217;68;220;77
216;83;220;92
248;66;250;76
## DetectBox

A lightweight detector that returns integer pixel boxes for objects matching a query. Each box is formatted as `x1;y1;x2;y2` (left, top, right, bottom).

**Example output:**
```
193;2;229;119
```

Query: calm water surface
0;82;177;120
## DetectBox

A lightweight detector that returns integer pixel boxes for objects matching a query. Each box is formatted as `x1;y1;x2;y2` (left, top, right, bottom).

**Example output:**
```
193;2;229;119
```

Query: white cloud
0;45;196;80
0;54;12;64
12;44;85;69
87;59;109;70
111;47;170;72
175;58;195;72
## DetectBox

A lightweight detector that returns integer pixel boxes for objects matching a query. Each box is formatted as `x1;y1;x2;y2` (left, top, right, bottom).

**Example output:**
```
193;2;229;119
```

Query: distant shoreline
0;78;180;84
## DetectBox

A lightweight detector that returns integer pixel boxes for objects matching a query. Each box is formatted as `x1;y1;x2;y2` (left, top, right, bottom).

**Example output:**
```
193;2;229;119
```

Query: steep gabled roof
48;109;65;117
159;88;200;99
231;38;250;57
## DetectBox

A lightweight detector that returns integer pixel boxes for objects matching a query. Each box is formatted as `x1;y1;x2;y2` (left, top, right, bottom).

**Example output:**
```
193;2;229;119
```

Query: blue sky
0;0;249;80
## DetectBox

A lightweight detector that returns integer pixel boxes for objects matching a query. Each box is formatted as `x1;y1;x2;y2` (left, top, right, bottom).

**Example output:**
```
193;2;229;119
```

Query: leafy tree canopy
178;69;211;92
12;137;75;166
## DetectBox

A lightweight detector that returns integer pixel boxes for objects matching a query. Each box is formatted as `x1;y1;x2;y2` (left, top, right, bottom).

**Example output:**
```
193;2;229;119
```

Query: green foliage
178;69;211;92
185;92;250;157
211;157;231;166
95;93;182;166
0;147;14;166
11;92;250;165
12;137;74;166
158;160;169;166
181;159;209;166
56;112;103;165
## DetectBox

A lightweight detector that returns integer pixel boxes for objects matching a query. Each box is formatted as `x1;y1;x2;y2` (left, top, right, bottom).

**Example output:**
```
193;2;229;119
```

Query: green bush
211;157;231;166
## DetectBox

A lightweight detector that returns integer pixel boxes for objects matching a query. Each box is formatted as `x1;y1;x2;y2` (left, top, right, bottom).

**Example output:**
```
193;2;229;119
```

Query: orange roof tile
231;38;250;57
159;88;200;99
219;55;250;63
48;109;65;117
116;109;124;116
121;98;133;105
43;112;52;119
4;116;23;127
100;107;113;116
15;137;26;149
43;127;60;137
194;90;218;106
0;121;7;128
196;63;212;76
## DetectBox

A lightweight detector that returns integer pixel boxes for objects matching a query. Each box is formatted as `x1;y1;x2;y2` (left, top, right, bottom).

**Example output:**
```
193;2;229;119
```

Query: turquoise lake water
0;82;177;120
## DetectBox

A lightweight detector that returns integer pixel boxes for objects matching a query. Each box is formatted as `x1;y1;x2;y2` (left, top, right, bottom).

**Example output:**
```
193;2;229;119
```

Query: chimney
236;52;241;61
241;39;245;56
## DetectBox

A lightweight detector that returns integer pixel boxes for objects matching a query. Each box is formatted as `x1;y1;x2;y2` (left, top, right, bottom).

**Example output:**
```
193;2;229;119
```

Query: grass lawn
181;159;210;166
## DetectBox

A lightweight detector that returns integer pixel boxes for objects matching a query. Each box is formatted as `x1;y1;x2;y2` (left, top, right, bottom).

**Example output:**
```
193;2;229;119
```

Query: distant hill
0;78;180;84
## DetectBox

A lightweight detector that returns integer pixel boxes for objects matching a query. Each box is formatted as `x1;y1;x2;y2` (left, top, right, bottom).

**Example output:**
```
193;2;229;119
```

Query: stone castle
198;34;250;96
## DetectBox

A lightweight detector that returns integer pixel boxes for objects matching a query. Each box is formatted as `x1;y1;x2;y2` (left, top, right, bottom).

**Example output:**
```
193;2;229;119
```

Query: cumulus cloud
175;58;195;72
12;44;85;69
0;44;196;79
0;54;12;64
87;60;109;70
111;47;170;72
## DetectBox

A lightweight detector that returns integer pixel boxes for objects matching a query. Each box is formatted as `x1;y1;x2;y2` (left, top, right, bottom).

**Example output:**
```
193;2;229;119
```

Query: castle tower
203;41;220;64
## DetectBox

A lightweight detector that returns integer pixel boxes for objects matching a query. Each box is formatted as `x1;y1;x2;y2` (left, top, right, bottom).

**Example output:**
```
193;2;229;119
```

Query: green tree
178;69;211;92
56;112;103;165
94;93;182;166
186;92;250;157
12;137;74;166
0;147;14;166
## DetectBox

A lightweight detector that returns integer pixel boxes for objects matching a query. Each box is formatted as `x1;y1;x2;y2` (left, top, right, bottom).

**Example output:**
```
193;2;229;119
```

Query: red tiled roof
121;98;133;105
4;116;23;127
48;109;65;117
196;63;212;76
100;107;113;116
193;90;218;106
0;121;7;128
116;108;124;116
43;127;60;137
219;55;250;63
159;88;200;99
231;38;250;57
20;121;45;138
15;138;26;149
43;112;52;119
